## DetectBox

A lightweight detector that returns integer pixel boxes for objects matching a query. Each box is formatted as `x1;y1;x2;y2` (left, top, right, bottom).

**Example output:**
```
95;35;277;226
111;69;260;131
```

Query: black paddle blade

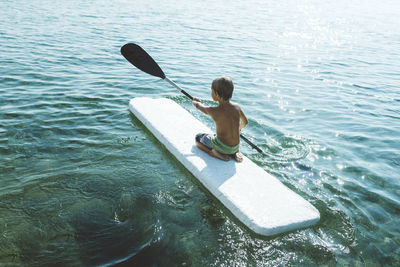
121;43;165;79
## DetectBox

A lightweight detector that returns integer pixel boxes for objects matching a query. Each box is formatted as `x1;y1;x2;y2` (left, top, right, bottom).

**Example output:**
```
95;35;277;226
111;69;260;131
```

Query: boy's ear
212;88;220;98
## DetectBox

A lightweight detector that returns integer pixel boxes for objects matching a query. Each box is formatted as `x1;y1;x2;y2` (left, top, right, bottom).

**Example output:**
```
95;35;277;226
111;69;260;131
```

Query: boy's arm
192;99;212;115
239;107;248;131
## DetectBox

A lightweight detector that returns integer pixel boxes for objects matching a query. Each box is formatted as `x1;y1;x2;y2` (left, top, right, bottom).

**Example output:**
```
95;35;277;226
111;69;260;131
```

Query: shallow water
1;0;399;266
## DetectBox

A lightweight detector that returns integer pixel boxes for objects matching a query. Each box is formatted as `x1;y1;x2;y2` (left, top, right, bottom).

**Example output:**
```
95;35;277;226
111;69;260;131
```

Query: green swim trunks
195;133;239;155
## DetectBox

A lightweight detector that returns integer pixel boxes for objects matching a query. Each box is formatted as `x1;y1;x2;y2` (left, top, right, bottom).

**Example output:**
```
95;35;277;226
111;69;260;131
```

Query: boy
192;76;248;162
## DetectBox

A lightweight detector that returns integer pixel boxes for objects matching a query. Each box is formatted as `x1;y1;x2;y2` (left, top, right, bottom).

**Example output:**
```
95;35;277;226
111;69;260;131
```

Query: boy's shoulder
214;101;242;115
228;101;242;111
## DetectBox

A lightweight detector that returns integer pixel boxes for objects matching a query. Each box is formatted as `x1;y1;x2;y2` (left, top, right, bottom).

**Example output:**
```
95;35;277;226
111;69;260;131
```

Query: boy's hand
192;98;201;109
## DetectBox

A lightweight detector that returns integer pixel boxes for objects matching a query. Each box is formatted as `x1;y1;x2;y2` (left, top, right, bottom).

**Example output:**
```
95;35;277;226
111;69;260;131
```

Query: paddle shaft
165;77;193;100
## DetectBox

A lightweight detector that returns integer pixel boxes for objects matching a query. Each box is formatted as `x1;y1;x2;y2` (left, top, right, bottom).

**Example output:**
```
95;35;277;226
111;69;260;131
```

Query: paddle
121;43;265;155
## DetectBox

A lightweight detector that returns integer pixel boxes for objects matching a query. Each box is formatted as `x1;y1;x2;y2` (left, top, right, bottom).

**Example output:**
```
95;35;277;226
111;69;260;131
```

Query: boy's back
207;102;242;147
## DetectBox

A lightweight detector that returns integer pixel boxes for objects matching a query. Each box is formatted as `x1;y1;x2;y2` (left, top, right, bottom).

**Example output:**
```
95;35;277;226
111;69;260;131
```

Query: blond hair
212;76;234;100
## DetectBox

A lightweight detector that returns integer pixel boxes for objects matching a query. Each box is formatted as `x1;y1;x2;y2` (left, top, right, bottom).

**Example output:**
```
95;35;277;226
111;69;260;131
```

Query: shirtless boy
192;76;248;162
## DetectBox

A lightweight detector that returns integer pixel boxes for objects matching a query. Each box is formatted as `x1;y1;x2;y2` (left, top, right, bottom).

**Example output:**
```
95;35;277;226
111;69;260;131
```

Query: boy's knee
195;133;203;142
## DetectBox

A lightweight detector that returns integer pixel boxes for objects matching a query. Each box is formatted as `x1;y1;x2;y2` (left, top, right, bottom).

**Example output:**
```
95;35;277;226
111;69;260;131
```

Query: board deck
129;97;320;236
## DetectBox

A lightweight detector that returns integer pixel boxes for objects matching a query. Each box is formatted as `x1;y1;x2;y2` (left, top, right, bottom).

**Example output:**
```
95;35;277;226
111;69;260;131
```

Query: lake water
1;0;399;266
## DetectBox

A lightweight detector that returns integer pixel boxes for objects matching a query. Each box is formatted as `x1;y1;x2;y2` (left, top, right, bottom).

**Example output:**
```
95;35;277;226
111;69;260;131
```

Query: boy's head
211;76;234;101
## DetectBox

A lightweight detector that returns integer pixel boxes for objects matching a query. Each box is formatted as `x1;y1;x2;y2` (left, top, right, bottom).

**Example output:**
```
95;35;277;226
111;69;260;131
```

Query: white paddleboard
129;97;320;236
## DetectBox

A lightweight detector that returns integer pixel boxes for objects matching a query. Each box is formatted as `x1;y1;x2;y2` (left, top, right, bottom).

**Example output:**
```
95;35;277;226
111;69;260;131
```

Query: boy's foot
233;151;243;162
211;149;230;161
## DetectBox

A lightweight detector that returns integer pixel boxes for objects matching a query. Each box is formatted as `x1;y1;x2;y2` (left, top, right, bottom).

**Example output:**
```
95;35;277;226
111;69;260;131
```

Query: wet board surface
129;97;320;236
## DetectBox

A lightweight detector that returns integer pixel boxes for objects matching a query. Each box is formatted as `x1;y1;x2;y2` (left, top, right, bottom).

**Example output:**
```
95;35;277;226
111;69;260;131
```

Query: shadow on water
69;195;158;267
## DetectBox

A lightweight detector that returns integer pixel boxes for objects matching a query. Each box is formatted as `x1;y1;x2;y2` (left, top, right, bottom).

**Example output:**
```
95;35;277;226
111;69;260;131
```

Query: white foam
129;97;320;236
